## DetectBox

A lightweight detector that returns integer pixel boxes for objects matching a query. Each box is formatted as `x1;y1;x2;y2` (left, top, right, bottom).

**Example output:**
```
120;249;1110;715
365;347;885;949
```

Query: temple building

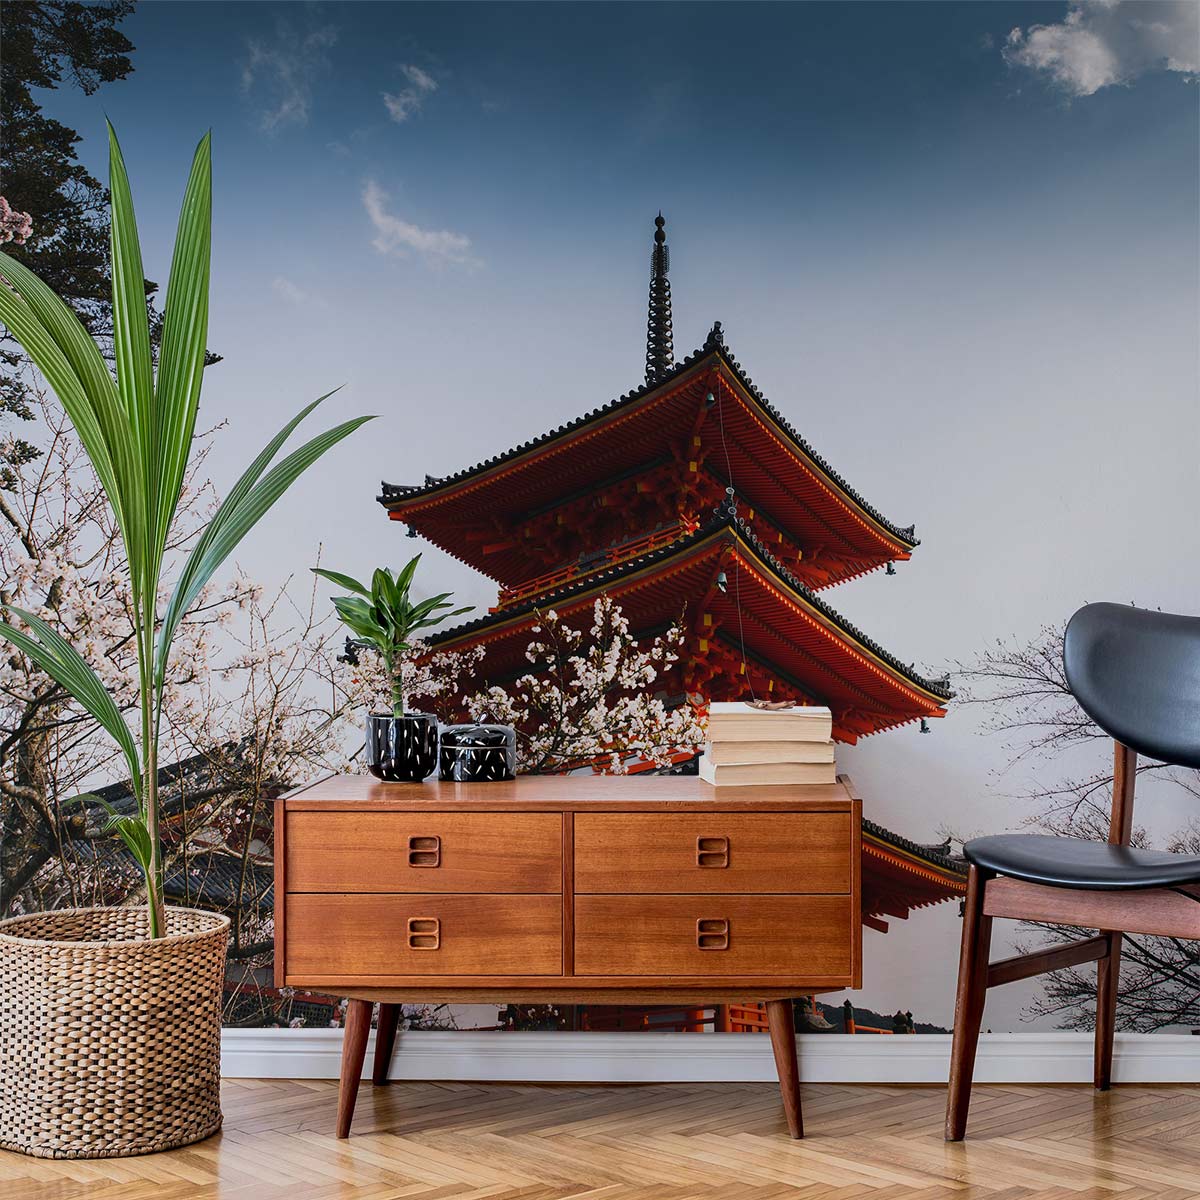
380;215;965;931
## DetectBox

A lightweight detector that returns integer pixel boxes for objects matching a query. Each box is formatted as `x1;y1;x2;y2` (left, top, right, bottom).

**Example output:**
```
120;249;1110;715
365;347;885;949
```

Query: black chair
945;602;1200;1140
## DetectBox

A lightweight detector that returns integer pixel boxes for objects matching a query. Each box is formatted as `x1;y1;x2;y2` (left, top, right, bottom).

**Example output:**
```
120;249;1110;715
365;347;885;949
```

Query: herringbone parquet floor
3;1079;1199;1200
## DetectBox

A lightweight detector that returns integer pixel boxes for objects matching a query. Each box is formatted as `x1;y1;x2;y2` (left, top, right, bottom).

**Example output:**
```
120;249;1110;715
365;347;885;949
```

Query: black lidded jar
439;721;516;782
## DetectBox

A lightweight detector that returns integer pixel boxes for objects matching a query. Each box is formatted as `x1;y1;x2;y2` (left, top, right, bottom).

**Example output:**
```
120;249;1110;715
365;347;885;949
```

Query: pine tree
0;1;136;479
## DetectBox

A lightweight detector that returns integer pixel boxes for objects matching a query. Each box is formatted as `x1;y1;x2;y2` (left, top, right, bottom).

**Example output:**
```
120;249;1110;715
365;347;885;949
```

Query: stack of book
698;702;836;786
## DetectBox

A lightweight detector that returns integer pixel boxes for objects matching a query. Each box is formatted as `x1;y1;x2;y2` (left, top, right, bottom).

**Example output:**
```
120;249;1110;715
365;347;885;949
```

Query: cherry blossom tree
465;598;705;774
0;199;32;247
0;386;246;912
0;386;371;922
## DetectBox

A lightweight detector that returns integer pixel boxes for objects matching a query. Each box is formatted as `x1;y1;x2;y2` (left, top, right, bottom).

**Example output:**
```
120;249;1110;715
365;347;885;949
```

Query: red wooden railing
495;523;686;610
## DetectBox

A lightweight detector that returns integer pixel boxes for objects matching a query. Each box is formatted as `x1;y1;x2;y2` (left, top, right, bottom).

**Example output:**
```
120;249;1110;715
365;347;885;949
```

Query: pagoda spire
645;212;674;385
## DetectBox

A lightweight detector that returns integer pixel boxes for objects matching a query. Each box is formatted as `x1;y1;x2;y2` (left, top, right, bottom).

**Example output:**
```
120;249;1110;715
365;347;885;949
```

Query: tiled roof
380;323;919;548
863;817;966;876
67;844;274;914
430;506;952;701
164;851;273;914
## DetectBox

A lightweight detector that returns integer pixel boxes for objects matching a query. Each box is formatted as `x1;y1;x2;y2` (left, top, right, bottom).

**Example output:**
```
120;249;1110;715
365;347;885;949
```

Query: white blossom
454;597;704;774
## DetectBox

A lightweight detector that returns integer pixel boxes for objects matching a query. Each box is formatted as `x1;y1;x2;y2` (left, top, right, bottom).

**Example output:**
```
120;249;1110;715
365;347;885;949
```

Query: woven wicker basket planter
0;906;229;1159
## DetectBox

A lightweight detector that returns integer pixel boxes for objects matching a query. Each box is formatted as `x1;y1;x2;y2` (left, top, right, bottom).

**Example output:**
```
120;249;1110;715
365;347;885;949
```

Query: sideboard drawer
574;812;852;894
286;812;561;893
285;894;562;977
574;894;854;978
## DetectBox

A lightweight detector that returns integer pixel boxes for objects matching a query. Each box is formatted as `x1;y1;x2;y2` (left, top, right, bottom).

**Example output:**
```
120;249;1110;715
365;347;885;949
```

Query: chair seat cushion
964;834;1200;891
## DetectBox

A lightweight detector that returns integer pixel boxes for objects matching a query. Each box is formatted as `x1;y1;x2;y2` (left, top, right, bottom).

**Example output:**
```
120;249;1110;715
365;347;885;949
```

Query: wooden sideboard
274;773;862;1139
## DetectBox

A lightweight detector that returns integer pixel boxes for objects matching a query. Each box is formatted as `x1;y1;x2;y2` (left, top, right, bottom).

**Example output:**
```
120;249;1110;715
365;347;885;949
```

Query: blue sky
34;0;1200;1024
54;2;1195;375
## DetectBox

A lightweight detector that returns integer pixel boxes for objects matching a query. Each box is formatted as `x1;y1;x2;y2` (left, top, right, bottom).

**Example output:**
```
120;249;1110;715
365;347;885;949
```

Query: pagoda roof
381;325;921;588
863;818;964;880
862;817;966;929
430;509;951;740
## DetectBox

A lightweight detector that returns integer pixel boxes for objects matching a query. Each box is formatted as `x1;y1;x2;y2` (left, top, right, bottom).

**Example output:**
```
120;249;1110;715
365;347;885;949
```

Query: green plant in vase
0;125;374;938
0;125;373;1159
314;554;471;779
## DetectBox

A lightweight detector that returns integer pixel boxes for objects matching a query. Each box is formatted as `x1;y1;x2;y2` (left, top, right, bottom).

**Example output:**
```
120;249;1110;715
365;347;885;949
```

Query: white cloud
242;23;337;131
1004;0;1198;96
362;180;478;267
271;277;310;305
383;64;439;123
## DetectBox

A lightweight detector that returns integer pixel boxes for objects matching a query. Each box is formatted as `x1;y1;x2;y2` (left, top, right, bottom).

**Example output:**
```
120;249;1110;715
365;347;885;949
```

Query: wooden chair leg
945;865;993;1141
1095;932;1122;1090
373;1002;402;1085
766;998;803;1138
336;999;372;1138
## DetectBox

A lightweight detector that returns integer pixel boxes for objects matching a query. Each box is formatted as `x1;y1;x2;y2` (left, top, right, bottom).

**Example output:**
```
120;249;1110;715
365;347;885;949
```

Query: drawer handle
407;917;440;950
408;835;441;868
696;918;730;951
696;836;729;868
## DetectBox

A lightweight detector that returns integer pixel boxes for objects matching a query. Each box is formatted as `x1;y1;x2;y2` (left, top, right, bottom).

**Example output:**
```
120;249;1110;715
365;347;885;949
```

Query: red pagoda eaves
428;510;949;743
381;323;919;593
861;819;966;930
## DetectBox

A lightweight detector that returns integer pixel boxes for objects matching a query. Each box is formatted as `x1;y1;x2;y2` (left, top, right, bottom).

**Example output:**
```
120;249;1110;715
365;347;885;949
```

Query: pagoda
379;215;964;927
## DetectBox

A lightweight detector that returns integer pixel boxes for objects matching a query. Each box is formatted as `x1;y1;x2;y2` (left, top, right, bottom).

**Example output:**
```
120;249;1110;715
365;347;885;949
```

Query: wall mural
1;1;1196;1042
1;210;1165;1037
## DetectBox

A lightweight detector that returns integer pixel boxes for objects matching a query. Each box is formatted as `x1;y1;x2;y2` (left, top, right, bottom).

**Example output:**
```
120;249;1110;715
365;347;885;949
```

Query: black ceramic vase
365;712;438;782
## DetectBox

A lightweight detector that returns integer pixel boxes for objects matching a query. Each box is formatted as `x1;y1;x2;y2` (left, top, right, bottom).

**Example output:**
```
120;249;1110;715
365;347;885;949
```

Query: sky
32;0;1200;1028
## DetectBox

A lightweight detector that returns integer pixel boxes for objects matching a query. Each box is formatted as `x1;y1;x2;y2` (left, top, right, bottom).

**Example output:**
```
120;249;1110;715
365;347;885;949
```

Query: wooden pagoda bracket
871;897;912;921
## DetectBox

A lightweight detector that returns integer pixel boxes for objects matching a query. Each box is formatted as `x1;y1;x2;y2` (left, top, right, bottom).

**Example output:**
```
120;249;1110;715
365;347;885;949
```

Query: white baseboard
221;1028;1200;1085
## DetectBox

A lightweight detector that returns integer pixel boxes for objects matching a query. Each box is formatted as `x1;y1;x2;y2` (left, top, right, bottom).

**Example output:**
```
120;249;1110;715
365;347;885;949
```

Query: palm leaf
0;253;147;591
0;254;115;404
106;125;155;490
155;412;375;688
0;268;128;529
218;389;342;523
155;390;349;681
106;814;154;875
88;797;154;875
106;125;155;602
0;609;140;791
151;131;212;567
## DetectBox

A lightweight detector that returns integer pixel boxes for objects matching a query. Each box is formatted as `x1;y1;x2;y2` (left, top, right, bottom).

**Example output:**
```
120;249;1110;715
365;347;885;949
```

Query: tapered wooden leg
373;1003;402;1085
336;999;372;1138
945;865;993;1141
766;999;803;1138
1094;932;1122;1090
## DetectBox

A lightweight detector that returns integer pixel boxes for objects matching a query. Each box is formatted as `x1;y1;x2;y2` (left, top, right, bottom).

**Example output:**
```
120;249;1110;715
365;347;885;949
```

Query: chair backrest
1064;602;1200;770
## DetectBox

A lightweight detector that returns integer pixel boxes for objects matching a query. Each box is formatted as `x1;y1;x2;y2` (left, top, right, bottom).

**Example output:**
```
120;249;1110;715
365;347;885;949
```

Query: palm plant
0;126;373;937
314;554;471;717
